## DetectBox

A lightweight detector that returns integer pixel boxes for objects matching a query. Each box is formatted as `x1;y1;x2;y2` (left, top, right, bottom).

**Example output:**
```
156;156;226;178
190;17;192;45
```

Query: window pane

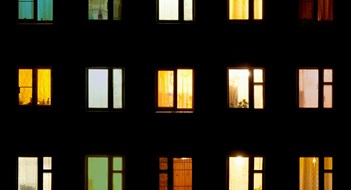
299;0;313;19
37;0;53;21
323;69;333;82
160;157;168;170
113;157;123;171
173;158;192;190
113;0;122;20
113;173;122;190
254;173;262;190
254;69;263;83
324;157;332;170
177;69;193;109
159;0;179;20
37;69;51;106
229;69;249;108
229;0;249;20
254;157;263;170
18;157;38;190
88;69;108;108
89;0;108;20
158;71;174;107
43;157;52;170
184;0;193;21
159;173;168;190
19;69;33;105
113;69;123;109
88;157;108;190
229;157;249;190
323;85;332;108
299;157;319;190
43;173;52;190
299;69;318;108
254;0;262;20
318;0;333;21
324;173;332;190
254;85;263;109
19;0;34;19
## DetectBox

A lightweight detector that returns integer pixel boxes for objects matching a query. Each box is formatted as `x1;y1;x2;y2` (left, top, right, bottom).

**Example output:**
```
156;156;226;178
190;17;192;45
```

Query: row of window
18;156;333;190
18;0;333;22
18;67;333;111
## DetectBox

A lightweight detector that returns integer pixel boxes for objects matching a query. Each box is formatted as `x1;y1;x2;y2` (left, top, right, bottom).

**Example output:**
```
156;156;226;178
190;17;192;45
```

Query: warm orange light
19;69;33;105
177;69;193;109
37;69;51;106
158;71;174;107
230;0;249;20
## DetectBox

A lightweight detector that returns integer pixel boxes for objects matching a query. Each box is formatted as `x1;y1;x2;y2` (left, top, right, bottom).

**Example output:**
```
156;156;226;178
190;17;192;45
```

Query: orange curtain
300;158;319;190
299;0;313;19
230;0;249;20
177;69;193;109
173;158;192;190
318;0;333;21
37;69;51;105
158;71;174;107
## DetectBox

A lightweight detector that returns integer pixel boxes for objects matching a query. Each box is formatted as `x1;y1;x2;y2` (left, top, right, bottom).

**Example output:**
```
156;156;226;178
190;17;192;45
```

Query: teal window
18;0;53;21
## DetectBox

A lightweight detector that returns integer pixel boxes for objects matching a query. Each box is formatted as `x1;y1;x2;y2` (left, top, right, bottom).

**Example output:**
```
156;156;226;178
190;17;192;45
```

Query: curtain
38;0;53;21
89;0;108;20
159;158;168;190
229;157;249;190
184;0;193;21
37;69;51;106
159;0;179;20
300;158;319;190
113;69;123;109
173;158;192;190
158;71;174;107
177;69;193;109
88;157;108;190
299;70;318;108
229;69;249;108
18;157;38;190
88;69;108;108
318;0;333;21
254;0;263;20
230;0;249;20
19;0;34;19
113;0;122;20
19;69;33;105
299;0;313;19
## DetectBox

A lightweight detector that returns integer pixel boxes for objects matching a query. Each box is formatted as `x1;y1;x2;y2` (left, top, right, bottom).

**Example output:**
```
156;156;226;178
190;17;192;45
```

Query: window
18;0;53;22
18;157;52;190
159;157;192;190
157;69;193;112
229;0;262;20
228;156;264;190
87;68;124;110
299;0;333;21
86;156;124;190
158;0;194;21
299;157;333;190
88;0;122;20
228;68;264;109
18;68;51;107
298;68;333;108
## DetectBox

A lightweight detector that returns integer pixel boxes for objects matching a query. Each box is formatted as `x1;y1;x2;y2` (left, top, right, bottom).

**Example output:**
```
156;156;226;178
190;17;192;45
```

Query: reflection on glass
113;0;122;20
299;0;313;19
88;69;108;108
299;69;319;108
254;0;262;19
177;69;193;109
43;173;52;190
18;157;38;190
184;0;193;21
254;173;262;190
89;0;108;20
318;0;333;21
37;69;51;106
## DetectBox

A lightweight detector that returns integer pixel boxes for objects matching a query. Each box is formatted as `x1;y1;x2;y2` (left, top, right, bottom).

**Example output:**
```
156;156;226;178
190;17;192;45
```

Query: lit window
228;156;264;190
299;0;333;21
158;0;194;21
18;68;51;106
87;68;124;110
159;157;192;190
89;0;122;20
157;69;193;112
228;68;264;109
86;156;124;190
18;0;53;22
298;68;333;108
18;157;52;190
299;157;333;190
229;0;262;20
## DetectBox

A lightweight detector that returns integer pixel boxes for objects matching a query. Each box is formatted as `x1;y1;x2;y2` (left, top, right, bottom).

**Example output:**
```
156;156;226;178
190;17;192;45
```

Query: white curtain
18;157;38;190
299;70;318;108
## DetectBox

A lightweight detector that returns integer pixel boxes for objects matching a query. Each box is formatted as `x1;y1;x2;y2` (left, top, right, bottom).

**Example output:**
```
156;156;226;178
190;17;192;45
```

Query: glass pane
323;69;333;82
88;157;108;190
229;69;249;108
159;173;168;190
37;69;51;106
173;158;192;190
37;0;53;21
113;157;123;171
318;0;333;21
113;0;122;20
89;0;108;20
229;157;249;190
158;71;174;107
88;69;108;108
18;157;38;190
324;157;332;170
43;173;52;190
43;157;52;170
254;69;263;83
113;173;122;190
254;85;263;109
19;0;34;19
160;157;168;170
184;0;193;21
254;0;262;20
177;69;193;109
229;0;249;20
19;69;33;105
299;69;318;108
299;0;313;19
159;0;179;20
324;173;332;190
254;173;262;190
323;85;332;108
254;157;263;170
113;69;123;109
299;157;319;190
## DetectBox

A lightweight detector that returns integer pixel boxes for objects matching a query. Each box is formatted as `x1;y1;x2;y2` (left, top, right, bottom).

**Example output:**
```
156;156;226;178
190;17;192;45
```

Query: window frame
86;67;125;111
227;0;264;21
17;0;54;23
88;0;123;21
156;0;195;22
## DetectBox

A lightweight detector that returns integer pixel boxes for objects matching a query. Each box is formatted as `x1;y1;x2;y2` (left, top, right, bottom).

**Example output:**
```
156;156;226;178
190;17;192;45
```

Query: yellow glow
300;157;319;190
159;0;178;20
19;69;33;105
254;69;263;83
229;156;248;190
229;69;249;108
173;158;192;190
254;157;263;170
324;157;332;170
324;173;332;190
229;0;248;20
254;173;262;190
254;0;262;19
184;0;193;20
37;69;51;106
177;69;193;109
158;71;174;107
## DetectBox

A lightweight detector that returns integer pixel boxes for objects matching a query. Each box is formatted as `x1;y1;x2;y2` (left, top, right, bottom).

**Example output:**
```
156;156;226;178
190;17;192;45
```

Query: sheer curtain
18;157;38;190
230;0;249;20
229;157;249;190
88;69;108;108
300;158;319;190
158;71;174;107
318;0;333;21
299;70;318;108
19;69;33;105
177;69;193;109
89;0;108;20
173;158;192;190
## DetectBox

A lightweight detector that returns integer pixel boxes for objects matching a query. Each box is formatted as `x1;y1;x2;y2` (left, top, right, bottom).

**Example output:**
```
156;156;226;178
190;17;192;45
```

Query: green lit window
18;0;53;21
88;0;122;20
